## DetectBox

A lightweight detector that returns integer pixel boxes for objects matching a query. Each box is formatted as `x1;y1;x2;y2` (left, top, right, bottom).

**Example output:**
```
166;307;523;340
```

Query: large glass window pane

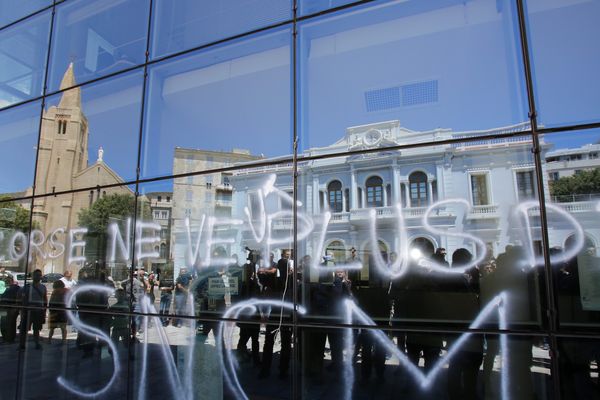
541;129;600;331
151;0;292;59
137;164;295;393
35;68;144;195
0;100;42;195
297;132;545;330
141;28;292;179
20;310;130;398
558;337;600;400
526;0;600;127
48;0;149;92
0;196;31;381
298;0;529;154
300;329;551;399
0;10;51;108
28;187;135;288
0;0;51;29
139;161;294;318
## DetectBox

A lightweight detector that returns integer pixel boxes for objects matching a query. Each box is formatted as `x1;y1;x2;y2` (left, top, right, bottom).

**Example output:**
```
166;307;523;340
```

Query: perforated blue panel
401;80;438;106
364;87;401;112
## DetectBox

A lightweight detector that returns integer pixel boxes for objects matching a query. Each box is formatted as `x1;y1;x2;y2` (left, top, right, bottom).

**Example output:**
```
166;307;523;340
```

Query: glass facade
0;1;599;399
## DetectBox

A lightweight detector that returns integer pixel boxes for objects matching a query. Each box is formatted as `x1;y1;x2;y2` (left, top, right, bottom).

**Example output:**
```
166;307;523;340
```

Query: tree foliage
77;193;151;263
78;193;150;233
550;168;600;197
0;196;33;232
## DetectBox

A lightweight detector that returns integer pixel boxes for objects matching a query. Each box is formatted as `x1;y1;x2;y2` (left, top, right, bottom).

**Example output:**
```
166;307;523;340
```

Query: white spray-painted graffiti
57;286;509;400
2;175;591;273
12;175;599;398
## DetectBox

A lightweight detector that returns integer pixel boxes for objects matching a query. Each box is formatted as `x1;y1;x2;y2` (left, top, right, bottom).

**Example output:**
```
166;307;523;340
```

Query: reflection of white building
146;192;173;272
546;143;600;187
171;148;261;271
228;121;600;283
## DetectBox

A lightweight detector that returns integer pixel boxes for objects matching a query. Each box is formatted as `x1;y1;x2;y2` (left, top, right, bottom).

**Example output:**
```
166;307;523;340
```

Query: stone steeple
58;62;81;109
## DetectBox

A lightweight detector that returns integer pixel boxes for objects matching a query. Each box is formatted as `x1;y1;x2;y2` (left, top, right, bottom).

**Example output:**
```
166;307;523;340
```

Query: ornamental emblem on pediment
348;128;397;150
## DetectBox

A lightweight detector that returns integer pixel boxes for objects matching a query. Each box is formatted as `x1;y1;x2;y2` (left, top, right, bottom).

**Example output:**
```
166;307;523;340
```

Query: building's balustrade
468;204;499;218
215;199;232;207
403;207;427;218
272;217;293;229
348;206;429;220
233;162;293;176
215;183;232;191
350;206;394;221
527;201;597;216
330;212;350;222
558;201;597;213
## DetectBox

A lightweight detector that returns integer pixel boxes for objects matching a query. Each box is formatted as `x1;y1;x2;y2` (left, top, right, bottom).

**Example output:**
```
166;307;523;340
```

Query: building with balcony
146;191;173;273
170;147;261;269
229;120;600;284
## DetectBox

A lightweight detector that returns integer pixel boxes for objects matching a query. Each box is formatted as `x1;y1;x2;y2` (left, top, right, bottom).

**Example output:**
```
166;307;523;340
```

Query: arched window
366;176;383;207
328;180;343;212
409;171;428;207
326;240;346;264
160;243;167;259
410;237;435;258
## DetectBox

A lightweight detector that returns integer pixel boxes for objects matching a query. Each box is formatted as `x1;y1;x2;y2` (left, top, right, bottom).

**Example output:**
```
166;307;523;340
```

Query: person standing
147;271;157;305
0;276;20;343
59;270;76;289
19;269;47;350
48;280;68;344
157;269;174;326
174;268;192;327
259;250;294;379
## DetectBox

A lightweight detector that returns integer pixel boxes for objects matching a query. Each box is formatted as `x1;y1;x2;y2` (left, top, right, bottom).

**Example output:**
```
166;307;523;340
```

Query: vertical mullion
292;0;300;398
514;0;562;398
126;0;155;398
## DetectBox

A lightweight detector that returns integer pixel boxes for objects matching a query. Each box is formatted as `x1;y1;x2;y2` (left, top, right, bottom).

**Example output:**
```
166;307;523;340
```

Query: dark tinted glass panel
0;197;31;400
526;0;600;127
298;0;529;154
20;311;129;399
0;0;51;28
141;28;292;179
0;100;41;195
48;0;149;92
300;329;551;400
297;137;544;329
541;130;600;331
36;69;144;195
151;0;292;59
558;337;600;400
27;187;135;306
138;163;294;322
0;11;51;109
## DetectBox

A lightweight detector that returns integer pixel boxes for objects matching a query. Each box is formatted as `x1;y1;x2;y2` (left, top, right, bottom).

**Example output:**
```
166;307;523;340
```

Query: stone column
392;166;401;207
350;169;357;210
312;176;319;214
428;179;434;205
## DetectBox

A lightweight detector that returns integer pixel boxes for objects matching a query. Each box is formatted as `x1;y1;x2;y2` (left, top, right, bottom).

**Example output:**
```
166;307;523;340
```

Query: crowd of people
0;243;596;399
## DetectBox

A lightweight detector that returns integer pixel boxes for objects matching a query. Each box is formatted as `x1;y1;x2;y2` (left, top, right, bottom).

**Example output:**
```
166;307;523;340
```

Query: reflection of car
15;273;27;287
42;273;63;283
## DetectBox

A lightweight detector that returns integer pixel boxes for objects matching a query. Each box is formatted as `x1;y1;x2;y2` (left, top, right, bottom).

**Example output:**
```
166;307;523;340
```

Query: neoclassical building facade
226;120;600;283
